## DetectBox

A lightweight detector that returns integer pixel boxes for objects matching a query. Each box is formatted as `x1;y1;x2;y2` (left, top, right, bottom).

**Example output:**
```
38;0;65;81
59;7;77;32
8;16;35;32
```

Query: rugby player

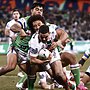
79;49;90;86
5;8;24;78
27;15;87;90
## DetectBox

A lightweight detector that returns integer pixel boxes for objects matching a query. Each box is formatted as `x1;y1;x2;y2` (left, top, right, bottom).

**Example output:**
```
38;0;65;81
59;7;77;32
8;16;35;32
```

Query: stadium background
0;0;90;90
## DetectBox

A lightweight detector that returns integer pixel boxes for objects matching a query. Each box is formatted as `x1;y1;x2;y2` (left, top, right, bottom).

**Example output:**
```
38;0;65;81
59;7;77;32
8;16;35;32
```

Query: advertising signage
0;0;90;13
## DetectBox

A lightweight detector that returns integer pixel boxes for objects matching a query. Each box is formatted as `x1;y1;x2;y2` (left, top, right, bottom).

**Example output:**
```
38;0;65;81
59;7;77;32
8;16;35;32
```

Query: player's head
31;2;44;16
12;8;20;21
27;15;45;34
38;25;50;43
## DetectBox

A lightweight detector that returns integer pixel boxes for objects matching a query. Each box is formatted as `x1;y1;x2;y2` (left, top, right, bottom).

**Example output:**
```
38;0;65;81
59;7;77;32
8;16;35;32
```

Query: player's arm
30;56;50;64
49;28;70;51
5;23;17;41
5;22;10;37
29;47;51;64
10;22;27;37
5;28;10;37
79;49;90;66
56;28;70;46
10;22;22;33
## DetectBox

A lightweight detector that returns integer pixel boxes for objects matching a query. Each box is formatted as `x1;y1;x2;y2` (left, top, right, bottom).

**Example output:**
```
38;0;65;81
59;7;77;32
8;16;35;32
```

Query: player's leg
16;63;27;89
61;52;87;89
21;64;39;90
17;67;24;77
0;50;17;76
81;73;90;84
81;66;90;84
50;60;70;90
16;74;27;89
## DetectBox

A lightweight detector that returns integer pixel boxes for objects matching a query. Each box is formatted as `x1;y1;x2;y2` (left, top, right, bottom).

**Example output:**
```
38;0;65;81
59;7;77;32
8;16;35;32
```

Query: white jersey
17;17;27;29
39;71;52;83
5;19;17;45
38;70;70;89
6;18;28;44
29;25;61;64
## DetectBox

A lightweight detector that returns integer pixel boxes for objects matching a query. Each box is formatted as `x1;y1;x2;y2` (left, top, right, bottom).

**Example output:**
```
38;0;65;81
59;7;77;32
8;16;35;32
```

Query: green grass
0;54;90;90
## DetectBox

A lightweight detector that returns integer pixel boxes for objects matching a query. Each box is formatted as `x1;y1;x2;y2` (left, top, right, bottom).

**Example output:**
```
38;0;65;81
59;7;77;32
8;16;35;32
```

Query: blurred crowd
44;8;90;40
0;7;90;42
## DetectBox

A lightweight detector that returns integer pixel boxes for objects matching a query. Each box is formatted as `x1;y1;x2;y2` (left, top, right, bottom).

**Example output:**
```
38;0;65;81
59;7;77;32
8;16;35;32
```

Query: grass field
0;53;90;90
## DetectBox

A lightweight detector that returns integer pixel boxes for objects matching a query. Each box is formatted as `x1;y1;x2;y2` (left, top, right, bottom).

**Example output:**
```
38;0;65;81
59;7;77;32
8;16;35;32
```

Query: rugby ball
38;49;51;60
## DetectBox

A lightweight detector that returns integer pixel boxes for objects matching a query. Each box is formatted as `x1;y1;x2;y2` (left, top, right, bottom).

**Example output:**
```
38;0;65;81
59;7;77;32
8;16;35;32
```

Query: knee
68;53;77;64
62;52;77;64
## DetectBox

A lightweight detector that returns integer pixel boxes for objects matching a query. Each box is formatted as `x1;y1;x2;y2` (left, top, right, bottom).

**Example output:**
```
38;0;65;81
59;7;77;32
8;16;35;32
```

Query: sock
70;64;80;87
27;75;36;90
18;73;27;84
82;49;90;60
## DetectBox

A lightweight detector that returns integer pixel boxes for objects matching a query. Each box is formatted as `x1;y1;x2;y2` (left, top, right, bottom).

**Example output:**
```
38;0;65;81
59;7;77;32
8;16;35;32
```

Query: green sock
27;75;36;90
18;74;27;84
71;66;80;87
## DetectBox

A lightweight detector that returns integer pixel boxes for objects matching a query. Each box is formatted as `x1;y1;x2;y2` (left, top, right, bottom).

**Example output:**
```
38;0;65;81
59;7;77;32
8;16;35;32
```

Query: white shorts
7;47;16;56
7;47;28;64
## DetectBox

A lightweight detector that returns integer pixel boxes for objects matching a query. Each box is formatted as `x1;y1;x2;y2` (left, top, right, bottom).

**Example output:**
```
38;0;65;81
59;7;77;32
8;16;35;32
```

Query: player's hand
47;53;52;60
62;38;70;47
59;44;65;50
48;41;65;51
48;41;57;51
20;29;27;37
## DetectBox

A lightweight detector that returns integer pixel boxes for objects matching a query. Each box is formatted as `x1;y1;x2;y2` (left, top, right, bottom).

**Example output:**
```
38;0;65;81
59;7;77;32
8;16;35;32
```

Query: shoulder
18;18;27;28
47;23;60;32
29;33;38;46
18;17;26;22
5;19;15;28
46;23;57;28
25;16;30;21
6;19;15;25
31;32;38;39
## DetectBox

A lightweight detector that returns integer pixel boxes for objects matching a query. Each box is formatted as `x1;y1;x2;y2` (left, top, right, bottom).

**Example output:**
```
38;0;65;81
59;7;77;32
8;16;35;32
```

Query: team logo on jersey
29;47;38;54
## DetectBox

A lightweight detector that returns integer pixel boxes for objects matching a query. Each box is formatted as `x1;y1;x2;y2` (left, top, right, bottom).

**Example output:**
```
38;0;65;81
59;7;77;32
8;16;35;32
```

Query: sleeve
18;18;27;29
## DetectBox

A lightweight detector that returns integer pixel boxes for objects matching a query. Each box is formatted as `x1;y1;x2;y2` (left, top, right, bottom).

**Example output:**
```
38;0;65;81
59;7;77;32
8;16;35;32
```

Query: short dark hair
12;8;22;17
27;15;45;34
31;2;44;9
39;25;49;34
12;8;20;13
